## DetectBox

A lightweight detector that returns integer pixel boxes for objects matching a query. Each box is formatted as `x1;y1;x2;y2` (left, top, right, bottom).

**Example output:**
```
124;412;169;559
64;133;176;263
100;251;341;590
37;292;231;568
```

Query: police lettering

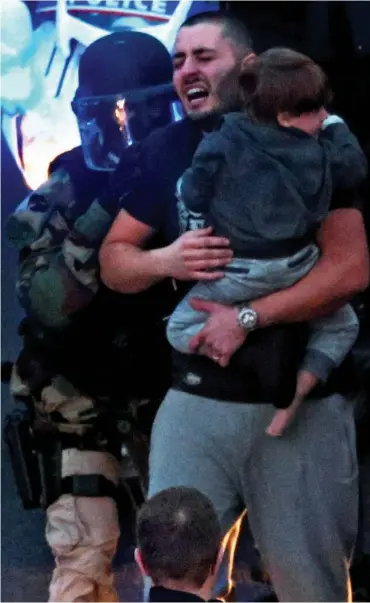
152;0;167;12
68;0;169;15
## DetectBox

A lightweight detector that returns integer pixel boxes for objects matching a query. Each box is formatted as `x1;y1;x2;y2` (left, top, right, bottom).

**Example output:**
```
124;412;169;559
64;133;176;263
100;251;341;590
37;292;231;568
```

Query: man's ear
241;52;257;71
134;548;150;578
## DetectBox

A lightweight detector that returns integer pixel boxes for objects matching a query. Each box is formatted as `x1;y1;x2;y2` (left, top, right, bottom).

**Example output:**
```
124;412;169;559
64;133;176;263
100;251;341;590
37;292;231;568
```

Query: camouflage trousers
11;367;121;603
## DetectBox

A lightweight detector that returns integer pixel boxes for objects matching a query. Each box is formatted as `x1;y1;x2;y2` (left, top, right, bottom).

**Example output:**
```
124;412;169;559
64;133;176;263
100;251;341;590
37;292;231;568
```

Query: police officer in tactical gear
4;31;177;602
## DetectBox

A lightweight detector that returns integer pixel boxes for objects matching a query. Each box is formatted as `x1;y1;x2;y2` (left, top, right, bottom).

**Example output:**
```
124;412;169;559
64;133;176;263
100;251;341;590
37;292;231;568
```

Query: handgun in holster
3;404;62;510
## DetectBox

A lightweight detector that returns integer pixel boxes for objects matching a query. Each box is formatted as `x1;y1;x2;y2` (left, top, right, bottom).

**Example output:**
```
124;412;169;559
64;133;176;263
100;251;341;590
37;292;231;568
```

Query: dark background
2;1;370;600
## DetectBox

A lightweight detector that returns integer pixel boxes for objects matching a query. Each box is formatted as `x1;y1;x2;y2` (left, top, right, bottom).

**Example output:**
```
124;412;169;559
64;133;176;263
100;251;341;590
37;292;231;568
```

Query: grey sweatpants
148;389;358;602
167;245;359;381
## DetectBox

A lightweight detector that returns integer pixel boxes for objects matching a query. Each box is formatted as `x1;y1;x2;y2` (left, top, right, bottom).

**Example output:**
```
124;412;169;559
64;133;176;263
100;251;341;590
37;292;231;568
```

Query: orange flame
114;98;127;132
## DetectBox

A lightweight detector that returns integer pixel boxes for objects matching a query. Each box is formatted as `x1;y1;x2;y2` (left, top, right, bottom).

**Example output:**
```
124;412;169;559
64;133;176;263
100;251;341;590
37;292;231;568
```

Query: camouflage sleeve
61;143;142;292
13;151;137;329
62;198;115;291
34;197;119;327
12;170;106;329
5;169;75;251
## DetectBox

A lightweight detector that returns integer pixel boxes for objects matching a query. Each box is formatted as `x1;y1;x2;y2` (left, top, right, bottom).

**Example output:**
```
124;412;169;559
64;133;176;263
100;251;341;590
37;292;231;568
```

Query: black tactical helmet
72;31;177;170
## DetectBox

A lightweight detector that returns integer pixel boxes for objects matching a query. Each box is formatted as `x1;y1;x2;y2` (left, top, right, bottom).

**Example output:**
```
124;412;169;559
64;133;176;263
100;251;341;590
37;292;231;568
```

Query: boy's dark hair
240;47;332;123
181;11;254;56
136;486;221;588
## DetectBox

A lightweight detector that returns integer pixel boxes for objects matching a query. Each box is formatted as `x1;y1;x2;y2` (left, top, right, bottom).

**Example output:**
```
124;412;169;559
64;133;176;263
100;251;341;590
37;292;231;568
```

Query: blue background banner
1;0;218;191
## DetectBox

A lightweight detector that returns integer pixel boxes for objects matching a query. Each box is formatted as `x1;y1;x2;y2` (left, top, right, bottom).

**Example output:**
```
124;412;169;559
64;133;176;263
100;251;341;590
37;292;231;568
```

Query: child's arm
320;115;368;189
181;130;227;214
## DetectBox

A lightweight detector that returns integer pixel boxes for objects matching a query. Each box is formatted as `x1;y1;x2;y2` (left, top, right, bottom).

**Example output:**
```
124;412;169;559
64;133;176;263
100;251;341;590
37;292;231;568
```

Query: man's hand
188;299;247;366
163;227;233;281
100;212;232;294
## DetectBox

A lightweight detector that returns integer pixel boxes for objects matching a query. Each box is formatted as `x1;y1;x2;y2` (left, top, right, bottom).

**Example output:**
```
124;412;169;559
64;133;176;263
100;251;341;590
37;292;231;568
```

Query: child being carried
166;47;367;436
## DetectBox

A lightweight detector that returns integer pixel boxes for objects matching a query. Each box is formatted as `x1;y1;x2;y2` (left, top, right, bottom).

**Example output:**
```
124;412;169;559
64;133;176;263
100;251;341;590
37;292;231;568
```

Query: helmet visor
72;83;177;171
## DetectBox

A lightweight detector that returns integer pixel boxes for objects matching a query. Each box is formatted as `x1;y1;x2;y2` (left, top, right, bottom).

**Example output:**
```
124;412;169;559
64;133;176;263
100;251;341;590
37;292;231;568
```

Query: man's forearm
100;242;169;293
251;209;369;327
100;209;233;294
251;268;355;328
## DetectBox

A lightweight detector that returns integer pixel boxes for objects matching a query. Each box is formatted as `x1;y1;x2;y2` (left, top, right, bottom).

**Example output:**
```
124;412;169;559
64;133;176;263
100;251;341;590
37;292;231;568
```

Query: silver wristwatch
237;307;259;331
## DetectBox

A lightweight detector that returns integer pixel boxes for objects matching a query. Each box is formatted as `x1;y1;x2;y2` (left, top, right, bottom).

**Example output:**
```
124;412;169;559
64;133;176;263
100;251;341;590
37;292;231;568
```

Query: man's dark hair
240;47;332;122
136;486;221;588
181;10;253;56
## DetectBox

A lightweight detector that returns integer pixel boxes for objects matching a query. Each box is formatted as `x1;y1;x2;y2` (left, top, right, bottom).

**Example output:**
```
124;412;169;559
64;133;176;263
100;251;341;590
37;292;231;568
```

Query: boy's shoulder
217;112;268;145
220;111;255;130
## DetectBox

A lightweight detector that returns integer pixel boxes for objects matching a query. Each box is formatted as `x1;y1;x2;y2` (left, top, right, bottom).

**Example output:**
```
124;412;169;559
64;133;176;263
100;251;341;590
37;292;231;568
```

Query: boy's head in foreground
135;486;223;599
240;47;332;135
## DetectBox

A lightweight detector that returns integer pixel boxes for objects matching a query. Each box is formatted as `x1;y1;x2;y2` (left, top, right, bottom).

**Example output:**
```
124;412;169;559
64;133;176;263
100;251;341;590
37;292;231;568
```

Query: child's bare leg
266;370;319;437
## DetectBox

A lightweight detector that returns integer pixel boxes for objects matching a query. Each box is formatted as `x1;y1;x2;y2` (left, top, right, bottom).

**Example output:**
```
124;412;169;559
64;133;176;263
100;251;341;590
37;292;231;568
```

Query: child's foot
266;408;292;437
266;397;303;437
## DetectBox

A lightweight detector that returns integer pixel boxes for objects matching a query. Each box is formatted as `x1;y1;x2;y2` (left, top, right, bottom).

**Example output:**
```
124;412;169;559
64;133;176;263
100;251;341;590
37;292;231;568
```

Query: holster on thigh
3;404;120;509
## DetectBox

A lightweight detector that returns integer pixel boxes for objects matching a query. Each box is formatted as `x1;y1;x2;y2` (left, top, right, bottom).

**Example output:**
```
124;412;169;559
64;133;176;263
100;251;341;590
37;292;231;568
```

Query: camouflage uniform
10;363;121;603
6;154;173;602
7;165;114;329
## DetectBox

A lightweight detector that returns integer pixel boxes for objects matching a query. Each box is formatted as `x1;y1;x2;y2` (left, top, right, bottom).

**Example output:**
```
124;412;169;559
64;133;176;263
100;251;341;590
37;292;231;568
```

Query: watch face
239;309;258;329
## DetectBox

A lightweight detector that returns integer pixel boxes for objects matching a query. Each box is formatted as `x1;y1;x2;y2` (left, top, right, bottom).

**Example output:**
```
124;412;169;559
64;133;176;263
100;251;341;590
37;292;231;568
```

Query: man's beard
188;65;242;125
187;108;222;133
187;92;242;132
